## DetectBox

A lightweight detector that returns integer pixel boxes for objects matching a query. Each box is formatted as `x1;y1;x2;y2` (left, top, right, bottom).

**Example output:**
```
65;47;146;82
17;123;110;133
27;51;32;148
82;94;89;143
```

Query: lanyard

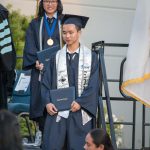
44;14;57;38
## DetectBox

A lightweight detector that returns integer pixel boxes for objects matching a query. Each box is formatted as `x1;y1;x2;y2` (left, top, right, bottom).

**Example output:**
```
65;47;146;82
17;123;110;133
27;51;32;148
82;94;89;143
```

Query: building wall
63;0;137;47
0;0;36;16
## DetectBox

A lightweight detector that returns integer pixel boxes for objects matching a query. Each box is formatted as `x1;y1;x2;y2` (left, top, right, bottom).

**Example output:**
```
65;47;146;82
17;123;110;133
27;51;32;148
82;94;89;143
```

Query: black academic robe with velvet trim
0;4;16;109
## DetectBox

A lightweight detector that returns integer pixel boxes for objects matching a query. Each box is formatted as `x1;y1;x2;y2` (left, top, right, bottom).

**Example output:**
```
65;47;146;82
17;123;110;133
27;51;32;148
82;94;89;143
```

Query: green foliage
18;116;36;140
104;107;123;147
6;4;33;69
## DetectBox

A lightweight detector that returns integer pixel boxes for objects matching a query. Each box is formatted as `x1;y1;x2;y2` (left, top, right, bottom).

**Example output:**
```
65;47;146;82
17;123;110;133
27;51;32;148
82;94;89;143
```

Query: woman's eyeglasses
43;0;58;5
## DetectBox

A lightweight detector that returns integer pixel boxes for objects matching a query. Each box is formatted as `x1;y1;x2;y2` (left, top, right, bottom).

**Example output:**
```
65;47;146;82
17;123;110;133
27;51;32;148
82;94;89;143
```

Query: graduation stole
56;44;92;96
38;16;62;81
39;17;63;51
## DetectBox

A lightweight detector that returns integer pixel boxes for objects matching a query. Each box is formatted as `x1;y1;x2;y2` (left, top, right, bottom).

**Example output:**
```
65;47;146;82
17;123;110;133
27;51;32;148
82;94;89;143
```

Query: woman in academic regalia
0;110;23;150
22;0;63;132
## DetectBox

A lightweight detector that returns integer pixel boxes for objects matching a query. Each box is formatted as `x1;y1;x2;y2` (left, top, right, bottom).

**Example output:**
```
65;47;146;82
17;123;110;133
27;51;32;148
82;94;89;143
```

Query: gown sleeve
23;20;39;70
41;56;55;107
75;51;99;117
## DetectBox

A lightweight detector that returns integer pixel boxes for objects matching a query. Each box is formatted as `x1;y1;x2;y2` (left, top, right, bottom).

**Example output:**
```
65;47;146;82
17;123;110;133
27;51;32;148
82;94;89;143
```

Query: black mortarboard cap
62;14;89;28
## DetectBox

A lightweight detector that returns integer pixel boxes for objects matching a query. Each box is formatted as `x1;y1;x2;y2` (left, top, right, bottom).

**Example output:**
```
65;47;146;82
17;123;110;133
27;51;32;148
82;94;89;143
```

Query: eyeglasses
43;0;58;4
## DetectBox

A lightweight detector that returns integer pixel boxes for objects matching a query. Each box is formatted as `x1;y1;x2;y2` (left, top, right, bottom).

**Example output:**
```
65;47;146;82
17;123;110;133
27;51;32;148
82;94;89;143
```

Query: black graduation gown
0;4;16;109
41;50;99;150
23;16;61;120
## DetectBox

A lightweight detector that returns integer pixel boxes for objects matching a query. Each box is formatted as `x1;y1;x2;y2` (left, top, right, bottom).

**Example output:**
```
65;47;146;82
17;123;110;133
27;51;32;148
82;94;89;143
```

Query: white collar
67;47;79;54
45;12;57;19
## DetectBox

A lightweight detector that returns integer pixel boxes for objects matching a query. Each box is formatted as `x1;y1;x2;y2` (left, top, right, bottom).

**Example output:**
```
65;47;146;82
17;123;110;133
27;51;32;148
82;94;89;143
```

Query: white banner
121;0;150;107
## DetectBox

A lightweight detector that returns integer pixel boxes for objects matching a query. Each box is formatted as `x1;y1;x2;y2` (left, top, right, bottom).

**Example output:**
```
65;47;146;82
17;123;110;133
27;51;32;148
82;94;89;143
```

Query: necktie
47;17;54;27
67;53;77;86
68;53;76;62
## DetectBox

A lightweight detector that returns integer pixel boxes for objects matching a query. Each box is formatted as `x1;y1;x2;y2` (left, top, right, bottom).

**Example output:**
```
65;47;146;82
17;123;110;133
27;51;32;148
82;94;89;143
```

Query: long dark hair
0;110;23;150
38;0;63;18
90;128;114;150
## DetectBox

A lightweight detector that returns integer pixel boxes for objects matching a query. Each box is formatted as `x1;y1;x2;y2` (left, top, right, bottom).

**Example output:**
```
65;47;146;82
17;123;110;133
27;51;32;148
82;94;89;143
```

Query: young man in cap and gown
41;14;99;150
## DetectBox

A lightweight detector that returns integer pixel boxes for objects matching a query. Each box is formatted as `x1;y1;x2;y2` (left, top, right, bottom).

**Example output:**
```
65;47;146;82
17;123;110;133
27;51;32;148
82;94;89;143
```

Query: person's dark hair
0;110;23;150
74;25;81;31
89;128;114;150
62;23;81;32
38;0;63;18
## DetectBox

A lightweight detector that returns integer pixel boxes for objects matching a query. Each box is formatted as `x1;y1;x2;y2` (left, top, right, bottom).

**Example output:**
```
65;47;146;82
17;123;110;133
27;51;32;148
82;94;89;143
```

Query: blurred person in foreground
0;109;22;150
84;128;114;150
